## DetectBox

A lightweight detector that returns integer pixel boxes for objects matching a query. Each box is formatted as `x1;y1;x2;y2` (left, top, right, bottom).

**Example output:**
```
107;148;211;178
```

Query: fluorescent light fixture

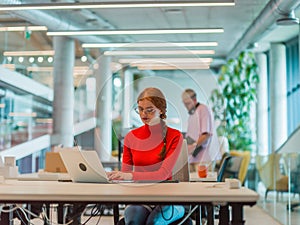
118;58;213;70
0;26;47;32
104;50;215;56
3;50;55;56
132;63;210;68
9;112;37;117
130;62;210;67
82;42;218;48
47;28;223;36
119;57;213;64
26;66;92;75
0;1;235;11
35;118;53;124
137;65;210;70
27;67;53;72
2;64;15;70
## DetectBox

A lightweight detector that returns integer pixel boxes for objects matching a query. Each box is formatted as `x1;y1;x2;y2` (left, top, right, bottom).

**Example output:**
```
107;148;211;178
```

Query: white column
122;69;134;131
255;53;269;155
94;56;112;161
269;43;288;152
52;36;75;147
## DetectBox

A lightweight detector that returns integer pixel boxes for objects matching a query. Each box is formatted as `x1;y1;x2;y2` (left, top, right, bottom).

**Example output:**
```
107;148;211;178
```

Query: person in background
108;87;185;225
181;88;220;172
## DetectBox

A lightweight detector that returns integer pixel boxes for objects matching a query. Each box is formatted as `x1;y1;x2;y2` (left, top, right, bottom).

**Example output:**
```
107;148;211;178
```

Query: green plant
210;51;259;151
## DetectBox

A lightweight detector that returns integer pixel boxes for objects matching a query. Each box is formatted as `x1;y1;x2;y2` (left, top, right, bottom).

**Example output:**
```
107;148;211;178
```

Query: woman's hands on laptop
107;171;133;181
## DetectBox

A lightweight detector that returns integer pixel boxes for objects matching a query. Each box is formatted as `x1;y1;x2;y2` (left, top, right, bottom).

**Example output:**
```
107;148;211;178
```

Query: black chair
200;155;233;225
188;155;233;225
217;155;233;182
287;165;300;211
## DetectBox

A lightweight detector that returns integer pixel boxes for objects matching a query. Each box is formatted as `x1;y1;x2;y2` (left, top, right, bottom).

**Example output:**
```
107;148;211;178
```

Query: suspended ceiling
0;0;299;71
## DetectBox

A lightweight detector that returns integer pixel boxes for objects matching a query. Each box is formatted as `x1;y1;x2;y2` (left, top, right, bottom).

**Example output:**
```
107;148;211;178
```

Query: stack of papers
18;171;71;181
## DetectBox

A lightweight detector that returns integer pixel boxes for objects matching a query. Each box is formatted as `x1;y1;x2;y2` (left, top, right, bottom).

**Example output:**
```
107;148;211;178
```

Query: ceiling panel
0;0;299;68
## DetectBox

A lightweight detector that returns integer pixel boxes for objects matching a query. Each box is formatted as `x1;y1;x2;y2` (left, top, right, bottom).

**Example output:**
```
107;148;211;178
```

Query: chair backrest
172;139;190;182
230;150;251;184
217;155;232;182
256;153;283;189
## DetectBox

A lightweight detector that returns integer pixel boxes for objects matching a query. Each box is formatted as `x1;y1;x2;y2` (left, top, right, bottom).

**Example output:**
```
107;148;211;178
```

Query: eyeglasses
134;107;156;115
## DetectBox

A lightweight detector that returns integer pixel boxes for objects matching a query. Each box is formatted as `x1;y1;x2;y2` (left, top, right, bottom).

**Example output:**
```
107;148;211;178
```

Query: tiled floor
254;181;300;225
256;193;300;224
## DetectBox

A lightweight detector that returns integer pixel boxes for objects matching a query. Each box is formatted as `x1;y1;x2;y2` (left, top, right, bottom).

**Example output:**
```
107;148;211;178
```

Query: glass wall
0;79;53;173
254;37;300;225
0;85;52;150
286;38;300;135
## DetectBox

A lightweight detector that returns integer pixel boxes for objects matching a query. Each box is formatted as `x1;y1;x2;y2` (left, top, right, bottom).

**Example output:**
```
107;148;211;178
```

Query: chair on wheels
182;147;233;225
205;154;232;223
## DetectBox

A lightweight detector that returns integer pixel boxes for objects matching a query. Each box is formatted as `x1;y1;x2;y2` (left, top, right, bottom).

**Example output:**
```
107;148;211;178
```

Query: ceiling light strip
3;50;55;56
82;42;218;48
9;112;37;117
26;66;90;73
0;26;47;32
0;1;235;11
131;63;211;67
104;50;215;56
47;28;223;36
2;64;15;70
119;58;213;64
137;65;210;70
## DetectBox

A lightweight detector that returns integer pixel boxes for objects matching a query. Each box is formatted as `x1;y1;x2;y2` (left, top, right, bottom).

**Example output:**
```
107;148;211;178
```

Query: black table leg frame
0;205;13;225
219;204;230;225
230;203;245;225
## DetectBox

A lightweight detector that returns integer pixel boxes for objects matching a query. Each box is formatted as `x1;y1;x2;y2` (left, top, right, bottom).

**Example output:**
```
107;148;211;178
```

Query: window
286;38;300;135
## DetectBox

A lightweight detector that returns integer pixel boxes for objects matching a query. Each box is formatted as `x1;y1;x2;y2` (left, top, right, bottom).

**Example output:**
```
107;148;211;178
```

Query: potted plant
210;51;259;151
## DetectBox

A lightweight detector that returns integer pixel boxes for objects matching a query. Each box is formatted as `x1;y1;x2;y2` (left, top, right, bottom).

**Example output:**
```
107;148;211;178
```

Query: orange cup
198;163;208;178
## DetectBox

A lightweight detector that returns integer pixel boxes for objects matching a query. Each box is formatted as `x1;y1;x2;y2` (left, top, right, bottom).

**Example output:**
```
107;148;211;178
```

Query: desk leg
113;204;120;225
57;204;64;224
194;205;201;225
0;205;13;225
206;204;214;225
219;205;229;225
230;203;245;225
43;204;50;225
65;204;84;225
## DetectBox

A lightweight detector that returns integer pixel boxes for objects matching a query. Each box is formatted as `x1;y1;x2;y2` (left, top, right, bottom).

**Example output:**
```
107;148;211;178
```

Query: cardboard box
44;152;67;173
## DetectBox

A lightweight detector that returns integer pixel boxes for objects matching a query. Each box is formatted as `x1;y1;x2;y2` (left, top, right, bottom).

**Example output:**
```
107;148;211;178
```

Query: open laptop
59;149;182;184
59;150;115;183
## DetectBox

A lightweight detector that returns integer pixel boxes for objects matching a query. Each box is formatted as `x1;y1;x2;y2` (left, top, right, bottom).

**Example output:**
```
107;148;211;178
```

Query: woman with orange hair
108;87;185;225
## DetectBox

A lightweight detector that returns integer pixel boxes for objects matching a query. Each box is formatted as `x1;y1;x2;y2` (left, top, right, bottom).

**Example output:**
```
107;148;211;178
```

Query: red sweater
121;123;183;181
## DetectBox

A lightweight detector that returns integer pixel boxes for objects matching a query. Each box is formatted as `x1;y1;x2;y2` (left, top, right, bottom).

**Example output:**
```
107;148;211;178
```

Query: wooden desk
0;180;258;225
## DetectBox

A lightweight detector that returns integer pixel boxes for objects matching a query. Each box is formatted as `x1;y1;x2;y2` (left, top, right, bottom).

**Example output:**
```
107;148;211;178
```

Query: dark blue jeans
124;205;185;225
